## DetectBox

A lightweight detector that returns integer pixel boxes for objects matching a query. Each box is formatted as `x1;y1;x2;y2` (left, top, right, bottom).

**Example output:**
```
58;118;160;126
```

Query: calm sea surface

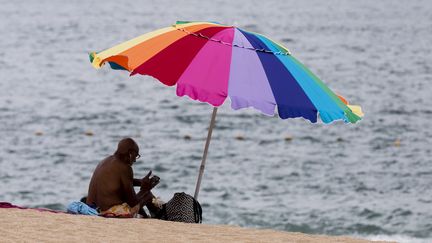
1;0;431;242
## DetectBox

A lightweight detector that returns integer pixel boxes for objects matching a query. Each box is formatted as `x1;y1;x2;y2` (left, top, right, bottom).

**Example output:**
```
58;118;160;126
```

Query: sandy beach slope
0;208;393;243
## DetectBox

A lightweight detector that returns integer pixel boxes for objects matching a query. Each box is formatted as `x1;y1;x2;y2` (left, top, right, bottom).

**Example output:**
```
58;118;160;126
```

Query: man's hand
140;171;152;192
140;171;160;192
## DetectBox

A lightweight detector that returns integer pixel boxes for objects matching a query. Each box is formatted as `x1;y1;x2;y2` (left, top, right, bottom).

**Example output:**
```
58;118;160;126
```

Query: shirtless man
86;138;159;217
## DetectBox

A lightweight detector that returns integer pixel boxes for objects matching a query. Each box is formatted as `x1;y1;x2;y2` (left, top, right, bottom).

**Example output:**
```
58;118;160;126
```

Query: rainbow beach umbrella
90;21;363;199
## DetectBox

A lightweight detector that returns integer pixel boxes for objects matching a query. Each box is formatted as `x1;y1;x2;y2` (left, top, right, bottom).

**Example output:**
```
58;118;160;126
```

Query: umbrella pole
194;107;218;200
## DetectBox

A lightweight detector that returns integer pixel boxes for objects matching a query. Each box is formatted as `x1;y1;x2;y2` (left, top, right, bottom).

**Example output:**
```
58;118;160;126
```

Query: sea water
0;0;431;242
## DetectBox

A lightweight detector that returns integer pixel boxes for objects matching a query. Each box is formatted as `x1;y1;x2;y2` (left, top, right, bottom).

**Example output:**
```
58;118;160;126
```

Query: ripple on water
347;223;391;235
358;208;383;220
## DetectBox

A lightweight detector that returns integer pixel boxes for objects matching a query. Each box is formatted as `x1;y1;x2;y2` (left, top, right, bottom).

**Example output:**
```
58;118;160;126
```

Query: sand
0;208;393;243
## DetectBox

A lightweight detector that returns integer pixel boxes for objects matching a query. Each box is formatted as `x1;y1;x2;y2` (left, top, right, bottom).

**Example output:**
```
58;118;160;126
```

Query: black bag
156;192;202;223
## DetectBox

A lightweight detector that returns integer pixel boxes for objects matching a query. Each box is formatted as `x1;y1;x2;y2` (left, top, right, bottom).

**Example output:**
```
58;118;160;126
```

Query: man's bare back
87;155;135;211
86;138;159;215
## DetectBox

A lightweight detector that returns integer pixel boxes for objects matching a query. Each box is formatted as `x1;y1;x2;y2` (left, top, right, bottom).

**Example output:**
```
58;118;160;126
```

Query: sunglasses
130;151;141;160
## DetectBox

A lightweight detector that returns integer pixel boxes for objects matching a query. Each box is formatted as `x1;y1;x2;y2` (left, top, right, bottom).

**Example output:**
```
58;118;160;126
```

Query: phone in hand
150;175;160;188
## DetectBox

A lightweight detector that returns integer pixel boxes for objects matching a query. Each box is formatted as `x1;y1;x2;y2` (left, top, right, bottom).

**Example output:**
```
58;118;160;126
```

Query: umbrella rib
174;26;291;56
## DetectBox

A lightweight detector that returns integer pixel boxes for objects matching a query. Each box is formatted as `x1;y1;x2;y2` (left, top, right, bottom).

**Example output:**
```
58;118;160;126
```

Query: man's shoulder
98;156;129;170
109;157;132;173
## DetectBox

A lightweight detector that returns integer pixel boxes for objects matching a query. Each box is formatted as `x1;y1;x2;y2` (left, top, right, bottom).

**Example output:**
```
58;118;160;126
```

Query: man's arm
133;178;141;187
120;166;140;207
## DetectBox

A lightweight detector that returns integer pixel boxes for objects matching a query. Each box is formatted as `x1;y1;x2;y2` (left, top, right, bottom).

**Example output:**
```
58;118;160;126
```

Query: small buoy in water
85;131;94;136
284;136;293;141
35;131;43;136
394;138;401;147
183;135;191;140
336;137;344;142
235;135;245;140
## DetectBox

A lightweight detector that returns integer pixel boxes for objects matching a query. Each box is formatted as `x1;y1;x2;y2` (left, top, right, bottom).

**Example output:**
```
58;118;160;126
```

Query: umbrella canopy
90;21;362;124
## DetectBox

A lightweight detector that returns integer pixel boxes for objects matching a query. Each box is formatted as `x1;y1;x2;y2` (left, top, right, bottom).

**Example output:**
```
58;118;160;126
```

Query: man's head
114;138;140;165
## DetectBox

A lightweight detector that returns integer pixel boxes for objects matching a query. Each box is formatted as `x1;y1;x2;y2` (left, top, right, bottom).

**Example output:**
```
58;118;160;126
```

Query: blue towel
67;201;98;216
